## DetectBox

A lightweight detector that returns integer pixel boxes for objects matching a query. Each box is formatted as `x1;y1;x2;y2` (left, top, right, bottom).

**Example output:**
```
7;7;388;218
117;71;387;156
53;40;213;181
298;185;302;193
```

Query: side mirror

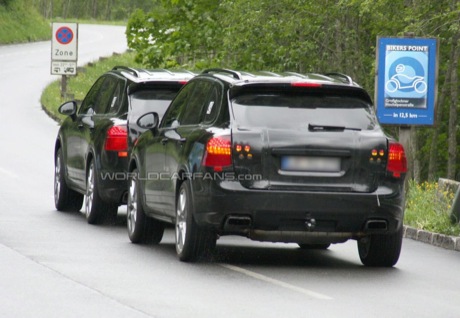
137;112;159;131
58;101;77;120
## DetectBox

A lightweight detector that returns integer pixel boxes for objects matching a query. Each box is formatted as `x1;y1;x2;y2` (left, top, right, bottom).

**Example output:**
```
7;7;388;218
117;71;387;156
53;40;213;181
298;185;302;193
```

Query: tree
125;0;460;182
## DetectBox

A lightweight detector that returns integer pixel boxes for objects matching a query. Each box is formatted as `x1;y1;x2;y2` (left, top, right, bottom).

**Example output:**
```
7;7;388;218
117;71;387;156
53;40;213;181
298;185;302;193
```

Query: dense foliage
405;180;460;236
126;0;460;183
0;0;50;43
31;0;160;20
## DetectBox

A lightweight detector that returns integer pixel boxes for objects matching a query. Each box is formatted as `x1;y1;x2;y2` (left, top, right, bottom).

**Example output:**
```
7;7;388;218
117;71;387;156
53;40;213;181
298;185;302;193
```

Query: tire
85;159;118;225
358;226;403;267
54;148;83;212
127;169;164;244
298;243;331;250
175;180;216;262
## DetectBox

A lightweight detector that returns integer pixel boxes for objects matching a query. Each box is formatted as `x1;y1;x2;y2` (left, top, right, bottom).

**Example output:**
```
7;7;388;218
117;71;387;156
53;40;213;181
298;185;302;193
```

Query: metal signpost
51;23;78;97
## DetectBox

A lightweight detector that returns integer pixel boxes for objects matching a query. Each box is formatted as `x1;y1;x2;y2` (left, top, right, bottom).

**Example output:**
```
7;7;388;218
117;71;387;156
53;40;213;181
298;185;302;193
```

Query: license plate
281;156;340;172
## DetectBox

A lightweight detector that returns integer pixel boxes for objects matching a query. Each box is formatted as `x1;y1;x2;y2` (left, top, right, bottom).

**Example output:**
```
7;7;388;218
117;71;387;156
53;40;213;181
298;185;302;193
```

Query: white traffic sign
51;23;78;62
51;61;77;75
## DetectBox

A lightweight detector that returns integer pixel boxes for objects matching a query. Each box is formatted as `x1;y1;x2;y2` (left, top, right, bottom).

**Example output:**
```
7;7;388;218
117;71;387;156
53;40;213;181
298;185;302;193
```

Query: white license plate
281;156;340;172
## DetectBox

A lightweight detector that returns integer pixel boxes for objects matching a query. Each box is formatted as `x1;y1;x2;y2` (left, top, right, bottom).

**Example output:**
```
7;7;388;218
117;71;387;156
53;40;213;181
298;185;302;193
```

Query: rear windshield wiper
308;124;361;132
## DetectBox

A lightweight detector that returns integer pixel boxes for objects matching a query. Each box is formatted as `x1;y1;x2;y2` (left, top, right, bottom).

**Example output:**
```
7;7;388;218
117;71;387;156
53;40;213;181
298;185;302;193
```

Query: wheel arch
175;167;192;207
86;151;95;176
54;138;62;164
128;156;138;173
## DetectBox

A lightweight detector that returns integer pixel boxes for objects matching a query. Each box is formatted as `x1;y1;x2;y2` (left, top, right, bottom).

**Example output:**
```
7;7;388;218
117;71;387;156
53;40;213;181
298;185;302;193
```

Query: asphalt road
0;25;459;318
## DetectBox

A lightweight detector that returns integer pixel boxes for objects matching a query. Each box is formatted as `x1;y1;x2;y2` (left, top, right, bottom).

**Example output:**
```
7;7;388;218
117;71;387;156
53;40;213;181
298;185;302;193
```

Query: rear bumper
97;170;128;205
191;179;404;244
96;152;129;205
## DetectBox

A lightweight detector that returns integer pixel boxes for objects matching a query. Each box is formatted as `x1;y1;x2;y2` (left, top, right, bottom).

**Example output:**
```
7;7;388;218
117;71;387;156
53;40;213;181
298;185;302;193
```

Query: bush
405;180;460;236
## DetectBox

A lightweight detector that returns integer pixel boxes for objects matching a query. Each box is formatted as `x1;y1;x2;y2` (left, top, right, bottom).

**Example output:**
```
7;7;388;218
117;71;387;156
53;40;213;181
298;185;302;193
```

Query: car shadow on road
54;210;401;273
211;244;357;269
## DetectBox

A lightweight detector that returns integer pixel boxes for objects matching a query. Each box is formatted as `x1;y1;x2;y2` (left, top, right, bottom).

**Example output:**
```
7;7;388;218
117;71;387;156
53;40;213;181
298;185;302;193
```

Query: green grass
0;2;51;44
405;180;460;236
51;17;127;26
41;51;141;122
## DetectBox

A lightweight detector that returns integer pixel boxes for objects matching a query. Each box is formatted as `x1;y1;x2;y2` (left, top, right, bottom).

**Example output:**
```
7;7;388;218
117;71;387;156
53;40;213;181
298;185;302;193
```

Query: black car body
128;69;407;266
54;67;194;224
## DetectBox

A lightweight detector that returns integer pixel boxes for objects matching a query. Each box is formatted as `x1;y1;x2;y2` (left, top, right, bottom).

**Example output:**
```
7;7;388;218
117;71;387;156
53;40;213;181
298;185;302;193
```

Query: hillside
0;1;50;44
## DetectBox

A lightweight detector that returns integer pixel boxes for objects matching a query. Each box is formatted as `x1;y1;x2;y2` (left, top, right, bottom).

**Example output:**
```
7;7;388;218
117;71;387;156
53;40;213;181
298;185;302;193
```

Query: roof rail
283;71;309;79
258;71;282;77
239;71;257;77
324;72;354;85
112;66;140;77
147;68;175;75
175;69;197;75
202;68;242;80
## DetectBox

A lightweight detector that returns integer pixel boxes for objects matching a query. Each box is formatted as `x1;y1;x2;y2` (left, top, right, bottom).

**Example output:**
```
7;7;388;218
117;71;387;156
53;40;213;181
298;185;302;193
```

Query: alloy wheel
127;177;137;235
175;187;187;254
54;154;62;205
85;163;94;217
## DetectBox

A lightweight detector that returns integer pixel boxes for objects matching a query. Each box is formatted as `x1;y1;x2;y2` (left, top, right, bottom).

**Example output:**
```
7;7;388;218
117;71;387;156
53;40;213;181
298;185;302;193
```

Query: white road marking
0;167;19;179
221;264;333;300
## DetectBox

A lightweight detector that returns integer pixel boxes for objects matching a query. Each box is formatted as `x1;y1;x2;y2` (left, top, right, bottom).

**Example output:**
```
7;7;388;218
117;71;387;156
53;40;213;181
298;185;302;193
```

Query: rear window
231;92;378;130
129;89;179;121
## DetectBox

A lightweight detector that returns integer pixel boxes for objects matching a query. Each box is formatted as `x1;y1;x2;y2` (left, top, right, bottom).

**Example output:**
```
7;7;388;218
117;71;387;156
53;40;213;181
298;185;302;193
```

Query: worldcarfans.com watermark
100;171;263;182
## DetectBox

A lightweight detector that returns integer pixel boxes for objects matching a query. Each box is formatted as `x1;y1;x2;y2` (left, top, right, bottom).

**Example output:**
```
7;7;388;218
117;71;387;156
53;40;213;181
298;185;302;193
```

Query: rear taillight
387;142;407;178
203;136;232;172
105;125;128;157
291;82;322;88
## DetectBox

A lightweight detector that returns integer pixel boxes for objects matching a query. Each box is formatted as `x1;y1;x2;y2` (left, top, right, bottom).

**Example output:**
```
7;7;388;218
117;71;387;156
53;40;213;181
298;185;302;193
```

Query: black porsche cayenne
127;69;407;266
54;66;194;224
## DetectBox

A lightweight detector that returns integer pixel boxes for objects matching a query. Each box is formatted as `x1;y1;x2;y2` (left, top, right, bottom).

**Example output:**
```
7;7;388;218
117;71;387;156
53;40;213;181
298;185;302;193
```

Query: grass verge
0;1;51;44
41;51;141;122
405;180;460;236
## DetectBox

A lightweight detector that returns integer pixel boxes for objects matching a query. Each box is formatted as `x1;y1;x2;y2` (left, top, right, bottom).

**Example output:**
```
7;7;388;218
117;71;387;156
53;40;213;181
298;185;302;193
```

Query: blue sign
376;37;438;125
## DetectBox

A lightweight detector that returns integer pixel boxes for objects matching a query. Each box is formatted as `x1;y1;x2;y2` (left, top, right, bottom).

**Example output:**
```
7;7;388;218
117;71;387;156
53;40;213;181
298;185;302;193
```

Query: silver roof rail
112;66;140;77
324;72;354;85
202;68;242;80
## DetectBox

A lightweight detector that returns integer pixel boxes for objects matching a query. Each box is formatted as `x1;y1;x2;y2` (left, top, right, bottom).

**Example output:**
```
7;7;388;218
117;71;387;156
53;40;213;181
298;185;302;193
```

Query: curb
403;225;460;252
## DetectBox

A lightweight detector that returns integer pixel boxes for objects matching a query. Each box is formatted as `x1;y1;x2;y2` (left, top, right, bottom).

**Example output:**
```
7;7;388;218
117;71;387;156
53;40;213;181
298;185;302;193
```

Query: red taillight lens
203;136;232;171
105;125;128;157
387;142;407;178
291;82;322;88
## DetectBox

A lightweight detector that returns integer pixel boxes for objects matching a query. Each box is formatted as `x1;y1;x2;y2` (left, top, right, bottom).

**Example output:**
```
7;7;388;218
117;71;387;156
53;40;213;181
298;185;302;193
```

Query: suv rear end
129;69;406;266
54;67;194;224
194;71;407;266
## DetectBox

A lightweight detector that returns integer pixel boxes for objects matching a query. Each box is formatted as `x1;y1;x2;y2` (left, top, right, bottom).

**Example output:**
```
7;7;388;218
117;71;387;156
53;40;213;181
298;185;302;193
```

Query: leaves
125;0;460;182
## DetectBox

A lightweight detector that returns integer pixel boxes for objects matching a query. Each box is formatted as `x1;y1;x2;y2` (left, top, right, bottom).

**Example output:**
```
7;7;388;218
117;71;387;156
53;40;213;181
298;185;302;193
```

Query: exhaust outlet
364;219;388;232
223;216;252;234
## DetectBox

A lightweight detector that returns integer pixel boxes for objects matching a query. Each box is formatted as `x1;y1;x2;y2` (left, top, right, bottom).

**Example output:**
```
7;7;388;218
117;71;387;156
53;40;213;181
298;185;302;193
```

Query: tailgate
232;128;388;192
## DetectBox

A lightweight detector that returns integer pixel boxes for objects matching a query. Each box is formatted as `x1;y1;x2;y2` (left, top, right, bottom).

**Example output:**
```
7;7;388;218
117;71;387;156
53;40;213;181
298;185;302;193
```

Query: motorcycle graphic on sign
386;64;427;94
384;52;428;109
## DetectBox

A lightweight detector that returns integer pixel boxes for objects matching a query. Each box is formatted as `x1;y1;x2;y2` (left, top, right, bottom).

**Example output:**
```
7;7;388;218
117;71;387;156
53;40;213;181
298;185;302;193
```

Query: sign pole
60;75;67;98
399;33;415;185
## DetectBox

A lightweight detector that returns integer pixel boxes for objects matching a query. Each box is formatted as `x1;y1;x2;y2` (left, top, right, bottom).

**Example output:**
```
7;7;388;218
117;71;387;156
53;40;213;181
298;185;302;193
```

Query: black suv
54;67;194;224
127;69;407;266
